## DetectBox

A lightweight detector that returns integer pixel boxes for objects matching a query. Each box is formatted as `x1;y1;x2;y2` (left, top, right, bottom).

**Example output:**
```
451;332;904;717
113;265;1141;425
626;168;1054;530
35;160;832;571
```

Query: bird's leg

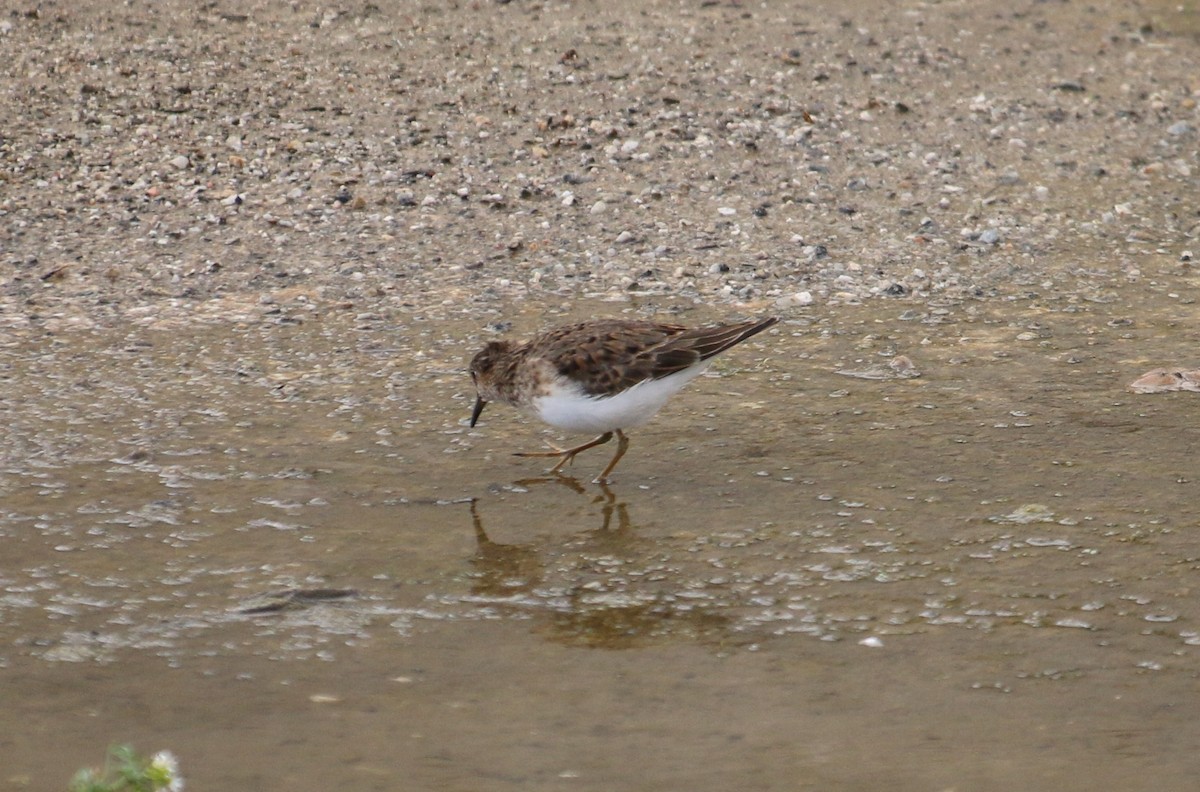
593;429;630;484
514;431;614;474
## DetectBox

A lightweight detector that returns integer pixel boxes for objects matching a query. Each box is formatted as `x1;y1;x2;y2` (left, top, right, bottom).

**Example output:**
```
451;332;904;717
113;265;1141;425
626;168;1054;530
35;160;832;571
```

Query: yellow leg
514;431;614;474
593;429;630;484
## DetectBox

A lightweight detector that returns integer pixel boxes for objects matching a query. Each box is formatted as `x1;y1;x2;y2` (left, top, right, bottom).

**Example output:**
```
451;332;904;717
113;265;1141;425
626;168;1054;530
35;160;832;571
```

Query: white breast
530;363;713;434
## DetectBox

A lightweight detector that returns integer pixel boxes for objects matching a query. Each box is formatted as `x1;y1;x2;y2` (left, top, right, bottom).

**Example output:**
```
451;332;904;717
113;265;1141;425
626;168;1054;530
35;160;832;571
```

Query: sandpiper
468;316;778;482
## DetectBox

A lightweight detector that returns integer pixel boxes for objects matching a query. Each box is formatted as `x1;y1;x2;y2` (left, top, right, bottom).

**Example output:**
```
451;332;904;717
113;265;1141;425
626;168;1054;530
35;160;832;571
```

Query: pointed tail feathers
675;316;779;362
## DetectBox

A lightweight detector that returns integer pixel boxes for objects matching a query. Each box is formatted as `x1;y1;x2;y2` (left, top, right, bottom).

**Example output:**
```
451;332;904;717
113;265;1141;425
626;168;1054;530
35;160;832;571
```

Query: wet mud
5;279;1200;789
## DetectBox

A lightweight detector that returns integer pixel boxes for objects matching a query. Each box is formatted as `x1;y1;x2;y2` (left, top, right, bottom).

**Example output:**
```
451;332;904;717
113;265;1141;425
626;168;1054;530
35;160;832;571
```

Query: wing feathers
537;317;777;396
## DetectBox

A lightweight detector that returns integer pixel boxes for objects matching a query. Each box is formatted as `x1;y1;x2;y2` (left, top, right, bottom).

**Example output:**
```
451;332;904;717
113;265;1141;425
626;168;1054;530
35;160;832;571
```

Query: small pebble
775;291;813;308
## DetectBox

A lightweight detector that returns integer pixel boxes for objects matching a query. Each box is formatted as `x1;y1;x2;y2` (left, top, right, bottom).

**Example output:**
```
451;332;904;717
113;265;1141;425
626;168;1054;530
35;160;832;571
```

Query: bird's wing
542;318;777;397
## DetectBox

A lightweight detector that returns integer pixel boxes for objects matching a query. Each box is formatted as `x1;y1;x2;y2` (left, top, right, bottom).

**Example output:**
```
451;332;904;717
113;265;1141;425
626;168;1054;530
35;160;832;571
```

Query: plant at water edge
69;745;184;792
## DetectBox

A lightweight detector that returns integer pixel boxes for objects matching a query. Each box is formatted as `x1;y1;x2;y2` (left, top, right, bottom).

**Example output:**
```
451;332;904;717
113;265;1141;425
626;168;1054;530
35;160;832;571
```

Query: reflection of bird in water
517;475;633;535
466;480;733;649
467;477;632;599
541;595;731;650
467;499;543;598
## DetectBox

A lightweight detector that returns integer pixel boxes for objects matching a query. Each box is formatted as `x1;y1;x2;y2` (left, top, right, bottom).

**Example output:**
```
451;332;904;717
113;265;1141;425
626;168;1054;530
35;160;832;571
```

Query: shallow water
4;269;1200;790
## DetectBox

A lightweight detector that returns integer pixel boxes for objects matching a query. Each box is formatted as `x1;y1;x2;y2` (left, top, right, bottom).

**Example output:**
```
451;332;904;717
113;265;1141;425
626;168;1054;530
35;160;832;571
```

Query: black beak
469;396;487;427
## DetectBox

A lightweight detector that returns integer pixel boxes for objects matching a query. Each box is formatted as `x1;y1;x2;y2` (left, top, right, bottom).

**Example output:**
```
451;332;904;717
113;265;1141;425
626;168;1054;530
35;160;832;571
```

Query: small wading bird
467;316;779;483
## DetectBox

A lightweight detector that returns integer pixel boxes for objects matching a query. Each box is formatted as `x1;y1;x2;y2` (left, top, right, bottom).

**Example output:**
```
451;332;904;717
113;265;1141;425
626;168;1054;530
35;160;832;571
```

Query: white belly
531;363;712;434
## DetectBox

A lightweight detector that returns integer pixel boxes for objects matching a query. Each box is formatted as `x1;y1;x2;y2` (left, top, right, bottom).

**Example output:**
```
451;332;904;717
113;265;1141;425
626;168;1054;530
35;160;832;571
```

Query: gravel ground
2;0;1198;333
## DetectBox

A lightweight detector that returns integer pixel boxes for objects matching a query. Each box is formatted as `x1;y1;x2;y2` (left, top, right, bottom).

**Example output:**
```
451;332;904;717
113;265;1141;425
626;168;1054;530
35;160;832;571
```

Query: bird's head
468;340;516;426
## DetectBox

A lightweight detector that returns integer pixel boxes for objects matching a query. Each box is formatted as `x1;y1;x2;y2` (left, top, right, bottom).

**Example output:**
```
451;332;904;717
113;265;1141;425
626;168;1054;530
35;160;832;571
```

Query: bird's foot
513;432;615;475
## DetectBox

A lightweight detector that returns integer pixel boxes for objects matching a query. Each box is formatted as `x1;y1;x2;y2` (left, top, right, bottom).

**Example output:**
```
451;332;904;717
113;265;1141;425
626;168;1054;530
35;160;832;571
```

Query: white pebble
775;291;813;308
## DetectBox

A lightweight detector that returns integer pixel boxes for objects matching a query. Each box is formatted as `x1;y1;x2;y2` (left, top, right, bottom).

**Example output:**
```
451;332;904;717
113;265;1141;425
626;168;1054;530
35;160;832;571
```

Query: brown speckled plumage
471;317;777;402
467;317;778;482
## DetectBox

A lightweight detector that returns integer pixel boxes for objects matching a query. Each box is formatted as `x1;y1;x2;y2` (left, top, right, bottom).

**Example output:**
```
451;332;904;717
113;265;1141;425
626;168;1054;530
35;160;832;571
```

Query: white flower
149;750;185;792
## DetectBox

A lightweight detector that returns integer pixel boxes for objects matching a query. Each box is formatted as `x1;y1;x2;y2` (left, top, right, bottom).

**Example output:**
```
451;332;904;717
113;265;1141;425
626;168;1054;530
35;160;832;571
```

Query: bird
467;316;778;482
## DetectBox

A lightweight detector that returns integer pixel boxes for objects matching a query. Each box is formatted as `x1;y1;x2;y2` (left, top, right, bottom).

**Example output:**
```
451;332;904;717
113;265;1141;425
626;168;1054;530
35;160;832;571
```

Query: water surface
3;279;1200;790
